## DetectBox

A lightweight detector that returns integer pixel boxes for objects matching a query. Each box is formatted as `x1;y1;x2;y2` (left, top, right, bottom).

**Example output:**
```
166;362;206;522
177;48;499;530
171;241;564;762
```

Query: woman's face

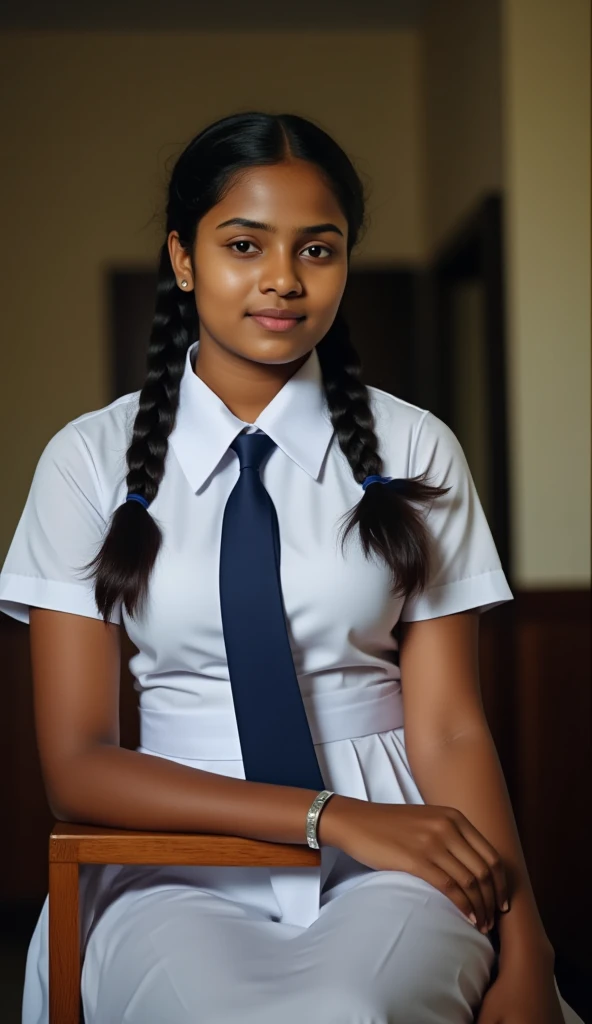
169;159;350;369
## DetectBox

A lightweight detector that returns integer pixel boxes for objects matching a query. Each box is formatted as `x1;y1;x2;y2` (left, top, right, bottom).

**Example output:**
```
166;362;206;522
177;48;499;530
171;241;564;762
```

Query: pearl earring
180;279;188;288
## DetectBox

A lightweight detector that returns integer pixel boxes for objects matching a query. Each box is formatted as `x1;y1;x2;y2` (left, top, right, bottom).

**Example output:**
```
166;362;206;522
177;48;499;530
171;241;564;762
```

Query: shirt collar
169;340;335;493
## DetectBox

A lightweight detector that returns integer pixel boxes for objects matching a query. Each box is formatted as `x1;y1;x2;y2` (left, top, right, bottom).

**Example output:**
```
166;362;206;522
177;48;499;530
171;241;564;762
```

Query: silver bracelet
305;789;335;849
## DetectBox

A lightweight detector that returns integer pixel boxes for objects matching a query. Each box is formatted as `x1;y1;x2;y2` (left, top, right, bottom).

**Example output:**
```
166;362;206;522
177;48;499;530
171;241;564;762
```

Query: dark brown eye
302;245;332;259
229;241;258;254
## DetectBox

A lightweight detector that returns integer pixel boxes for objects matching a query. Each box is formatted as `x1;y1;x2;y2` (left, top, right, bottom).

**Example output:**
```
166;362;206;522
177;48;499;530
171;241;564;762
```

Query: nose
259;251;303;296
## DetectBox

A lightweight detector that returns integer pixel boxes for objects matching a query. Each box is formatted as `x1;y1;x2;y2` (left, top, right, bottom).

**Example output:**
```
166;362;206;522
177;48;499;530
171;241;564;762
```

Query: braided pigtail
81;243;197;621
317;311;450;599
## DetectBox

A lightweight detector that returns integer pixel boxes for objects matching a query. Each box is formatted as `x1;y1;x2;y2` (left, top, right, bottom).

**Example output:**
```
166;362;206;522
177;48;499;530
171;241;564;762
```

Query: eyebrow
216;217;344;238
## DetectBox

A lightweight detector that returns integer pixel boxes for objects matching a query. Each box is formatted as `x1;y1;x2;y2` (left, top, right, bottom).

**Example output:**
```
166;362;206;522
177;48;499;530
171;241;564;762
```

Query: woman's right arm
29;607;346;845
30;607;505;933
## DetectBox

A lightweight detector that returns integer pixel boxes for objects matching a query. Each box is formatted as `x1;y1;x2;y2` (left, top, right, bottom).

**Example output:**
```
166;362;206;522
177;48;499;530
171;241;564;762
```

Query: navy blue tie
219;431;326;791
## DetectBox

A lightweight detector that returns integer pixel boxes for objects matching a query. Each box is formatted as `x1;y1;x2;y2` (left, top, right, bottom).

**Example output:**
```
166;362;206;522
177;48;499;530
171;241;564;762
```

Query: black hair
82;111;448;622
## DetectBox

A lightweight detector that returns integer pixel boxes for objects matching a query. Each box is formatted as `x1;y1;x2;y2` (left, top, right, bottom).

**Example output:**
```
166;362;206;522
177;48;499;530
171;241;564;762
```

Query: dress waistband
139;680;404;761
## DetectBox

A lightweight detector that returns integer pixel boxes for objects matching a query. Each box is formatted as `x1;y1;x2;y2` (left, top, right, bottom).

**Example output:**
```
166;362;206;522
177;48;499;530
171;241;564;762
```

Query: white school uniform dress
0;341;581;1024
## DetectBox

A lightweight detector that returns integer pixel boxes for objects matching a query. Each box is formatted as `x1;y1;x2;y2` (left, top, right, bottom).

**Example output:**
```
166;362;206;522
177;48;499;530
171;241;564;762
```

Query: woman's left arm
399;609;555;966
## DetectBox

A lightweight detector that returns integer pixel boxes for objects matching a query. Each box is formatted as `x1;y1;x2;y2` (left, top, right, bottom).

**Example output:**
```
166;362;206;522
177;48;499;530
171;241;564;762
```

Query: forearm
50;743;330;847
407;728;554;957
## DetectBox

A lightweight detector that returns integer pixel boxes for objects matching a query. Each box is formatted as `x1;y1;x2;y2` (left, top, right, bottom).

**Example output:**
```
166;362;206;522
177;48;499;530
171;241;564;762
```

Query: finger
440;813;497;927
437;848;493;934
422;862;483;927
450;811;510;913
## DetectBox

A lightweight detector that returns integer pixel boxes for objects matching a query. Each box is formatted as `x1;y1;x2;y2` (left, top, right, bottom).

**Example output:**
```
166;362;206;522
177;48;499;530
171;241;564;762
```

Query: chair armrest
48;822;321;1023
49;822;322;867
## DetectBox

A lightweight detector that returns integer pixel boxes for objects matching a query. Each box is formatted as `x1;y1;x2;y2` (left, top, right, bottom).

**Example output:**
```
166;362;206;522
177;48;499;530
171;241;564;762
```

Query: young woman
0;112;576;1024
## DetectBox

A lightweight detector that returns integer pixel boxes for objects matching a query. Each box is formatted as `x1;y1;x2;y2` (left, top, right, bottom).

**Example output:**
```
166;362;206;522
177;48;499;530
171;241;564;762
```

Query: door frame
431;193;511;580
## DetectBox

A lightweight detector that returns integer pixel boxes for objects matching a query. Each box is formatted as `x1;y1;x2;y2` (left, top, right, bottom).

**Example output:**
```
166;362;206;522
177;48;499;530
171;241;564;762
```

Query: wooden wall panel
0;616;52;902
511;591;591;972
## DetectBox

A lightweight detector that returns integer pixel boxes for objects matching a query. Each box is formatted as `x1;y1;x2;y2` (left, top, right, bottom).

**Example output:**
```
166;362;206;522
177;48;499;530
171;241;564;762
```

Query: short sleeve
0;423;121;625
400;411;513;622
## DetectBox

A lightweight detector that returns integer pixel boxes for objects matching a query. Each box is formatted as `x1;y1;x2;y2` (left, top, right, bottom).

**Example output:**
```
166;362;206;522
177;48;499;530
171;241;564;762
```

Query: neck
192;334;310;422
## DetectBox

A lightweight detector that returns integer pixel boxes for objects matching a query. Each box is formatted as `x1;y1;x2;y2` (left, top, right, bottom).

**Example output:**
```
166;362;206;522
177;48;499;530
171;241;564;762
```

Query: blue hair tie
126;493;150;510
362;475;393;491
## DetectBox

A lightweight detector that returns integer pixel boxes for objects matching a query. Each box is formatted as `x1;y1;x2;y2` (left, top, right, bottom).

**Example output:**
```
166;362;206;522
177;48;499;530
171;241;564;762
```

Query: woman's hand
477;948;565;1023
320;797;509;935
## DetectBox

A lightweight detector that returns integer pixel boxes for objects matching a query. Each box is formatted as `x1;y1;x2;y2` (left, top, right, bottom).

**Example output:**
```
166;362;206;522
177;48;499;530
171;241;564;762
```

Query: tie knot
230;431;277;472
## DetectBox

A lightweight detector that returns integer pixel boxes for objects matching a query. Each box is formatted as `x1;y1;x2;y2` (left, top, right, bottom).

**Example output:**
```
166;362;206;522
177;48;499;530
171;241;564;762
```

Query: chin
238;336;314;366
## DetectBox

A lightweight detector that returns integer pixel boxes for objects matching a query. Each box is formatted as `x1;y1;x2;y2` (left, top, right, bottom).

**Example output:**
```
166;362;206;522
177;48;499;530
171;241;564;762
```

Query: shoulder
68;389;140;449
365;384;463;473
36;390;141;510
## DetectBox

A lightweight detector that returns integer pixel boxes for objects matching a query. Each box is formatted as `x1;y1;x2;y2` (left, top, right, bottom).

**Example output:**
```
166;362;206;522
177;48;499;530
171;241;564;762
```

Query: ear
167;230;194;289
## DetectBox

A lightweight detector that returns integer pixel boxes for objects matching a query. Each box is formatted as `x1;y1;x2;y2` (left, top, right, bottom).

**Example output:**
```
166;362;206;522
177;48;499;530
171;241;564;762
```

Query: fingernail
469;913;477;926
501;901;509;912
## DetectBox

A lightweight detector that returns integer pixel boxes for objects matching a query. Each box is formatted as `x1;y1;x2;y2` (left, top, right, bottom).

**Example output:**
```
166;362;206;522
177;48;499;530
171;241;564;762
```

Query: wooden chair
50;822;586;1024
49;821;321;1024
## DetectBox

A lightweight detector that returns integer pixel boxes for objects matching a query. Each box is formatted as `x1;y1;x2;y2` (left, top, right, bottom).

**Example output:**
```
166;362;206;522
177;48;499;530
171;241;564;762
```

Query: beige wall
501;0;591;586
421;0;503;253
0;30;424;557
1;20;589;588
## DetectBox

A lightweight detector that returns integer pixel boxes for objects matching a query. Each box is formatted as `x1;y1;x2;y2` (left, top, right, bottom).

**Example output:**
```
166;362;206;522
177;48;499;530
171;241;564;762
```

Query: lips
248;309;305;319
248;310;306;333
